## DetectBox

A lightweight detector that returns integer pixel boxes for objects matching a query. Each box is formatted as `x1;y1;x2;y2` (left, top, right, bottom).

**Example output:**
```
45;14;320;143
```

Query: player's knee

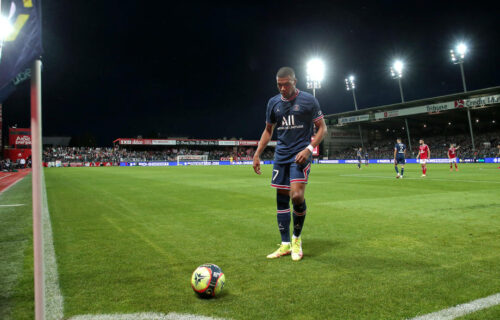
291;190;304;205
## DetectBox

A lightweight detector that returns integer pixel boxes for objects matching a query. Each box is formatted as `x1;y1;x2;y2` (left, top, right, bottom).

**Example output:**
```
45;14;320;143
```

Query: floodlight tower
306;58;324;97
390;60;405;102
345;75;364;150
450;42;475;151
390;60;412;152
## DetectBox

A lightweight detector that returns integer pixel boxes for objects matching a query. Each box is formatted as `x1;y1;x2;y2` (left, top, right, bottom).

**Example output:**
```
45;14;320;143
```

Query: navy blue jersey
364;152;369;159
266;90;323;163
395;143;406;155
357;150;362;158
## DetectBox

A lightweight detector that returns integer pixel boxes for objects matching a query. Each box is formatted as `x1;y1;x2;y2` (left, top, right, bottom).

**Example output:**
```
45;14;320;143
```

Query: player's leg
454;158;459;171
268;163;292;259
289;161;311;261
400;164;405;178
395;163;399;177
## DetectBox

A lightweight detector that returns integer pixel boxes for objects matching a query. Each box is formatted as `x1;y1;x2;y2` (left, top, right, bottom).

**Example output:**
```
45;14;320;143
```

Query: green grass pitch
2;163;500;319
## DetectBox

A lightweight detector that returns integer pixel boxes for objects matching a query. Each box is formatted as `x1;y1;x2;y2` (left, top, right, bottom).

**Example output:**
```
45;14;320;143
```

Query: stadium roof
325;86;500;125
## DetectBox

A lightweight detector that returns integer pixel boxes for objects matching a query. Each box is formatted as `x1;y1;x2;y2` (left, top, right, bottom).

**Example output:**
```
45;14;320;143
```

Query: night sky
3;1;500;146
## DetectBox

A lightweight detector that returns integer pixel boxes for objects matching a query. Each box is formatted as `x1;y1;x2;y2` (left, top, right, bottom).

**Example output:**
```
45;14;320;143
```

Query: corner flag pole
31;58;44;320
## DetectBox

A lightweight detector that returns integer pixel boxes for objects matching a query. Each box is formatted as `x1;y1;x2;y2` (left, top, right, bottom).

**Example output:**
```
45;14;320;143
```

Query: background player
417;139;430;177
394;138;406;178
448;144;460;171
253;66;327;261
356;147;362;169
364;149;369;166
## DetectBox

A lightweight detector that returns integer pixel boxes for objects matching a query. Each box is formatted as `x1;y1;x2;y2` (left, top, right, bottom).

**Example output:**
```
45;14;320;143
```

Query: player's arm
393;147;397;161
428;147;431;159
253;123;275;175
295;118;327;164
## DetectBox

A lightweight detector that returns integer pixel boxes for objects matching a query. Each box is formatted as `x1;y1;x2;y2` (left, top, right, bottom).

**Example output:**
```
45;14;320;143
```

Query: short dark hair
276;67;296;79
397;138;402;141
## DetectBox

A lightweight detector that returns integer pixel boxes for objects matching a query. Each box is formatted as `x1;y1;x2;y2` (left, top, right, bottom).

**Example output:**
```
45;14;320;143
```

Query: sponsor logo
455;100;465;108
15;135;31;145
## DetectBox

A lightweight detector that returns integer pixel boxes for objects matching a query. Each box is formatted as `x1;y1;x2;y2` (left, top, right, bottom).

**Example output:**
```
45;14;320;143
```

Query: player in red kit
417;139;430;177
448;144;460;172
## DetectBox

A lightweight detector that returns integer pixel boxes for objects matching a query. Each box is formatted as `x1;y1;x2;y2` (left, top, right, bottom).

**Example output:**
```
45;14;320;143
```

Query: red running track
0;169;31;193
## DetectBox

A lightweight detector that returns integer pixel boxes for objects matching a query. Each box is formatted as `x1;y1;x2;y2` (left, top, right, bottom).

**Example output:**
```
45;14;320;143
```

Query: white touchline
0;204;26;207
68;312;227;320
0;173;13;180
42;172;64;320
409;292;500;320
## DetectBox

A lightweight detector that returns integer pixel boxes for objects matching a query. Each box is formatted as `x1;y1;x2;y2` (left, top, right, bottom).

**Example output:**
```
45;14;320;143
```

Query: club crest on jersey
293;104;300;111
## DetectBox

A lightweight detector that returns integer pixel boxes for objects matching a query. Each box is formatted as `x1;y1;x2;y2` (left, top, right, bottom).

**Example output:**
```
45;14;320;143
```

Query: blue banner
0;0;42;94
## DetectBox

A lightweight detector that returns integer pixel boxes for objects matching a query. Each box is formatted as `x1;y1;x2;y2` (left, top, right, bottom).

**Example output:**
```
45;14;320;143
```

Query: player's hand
295;148;311;164
253;155;261;175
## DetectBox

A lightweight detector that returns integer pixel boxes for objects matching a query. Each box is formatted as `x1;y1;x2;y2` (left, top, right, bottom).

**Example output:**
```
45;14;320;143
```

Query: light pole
345;75;364;150
390;60;412;152
450;42;475;151
306;58;324;97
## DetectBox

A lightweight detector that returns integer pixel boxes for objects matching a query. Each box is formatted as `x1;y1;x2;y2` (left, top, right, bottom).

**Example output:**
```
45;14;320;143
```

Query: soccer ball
191;264;226;298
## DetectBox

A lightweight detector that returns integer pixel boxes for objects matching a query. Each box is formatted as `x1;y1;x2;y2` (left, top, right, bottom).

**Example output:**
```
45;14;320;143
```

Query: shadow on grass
305;238;342;258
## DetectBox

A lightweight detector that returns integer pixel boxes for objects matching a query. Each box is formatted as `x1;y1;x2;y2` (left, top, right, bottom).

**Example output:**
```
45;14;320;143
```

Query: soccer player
416;139;430;177
253;66;327;261
394;138;406;178
364;150;369;166
356;147;362;169
448;144;460;171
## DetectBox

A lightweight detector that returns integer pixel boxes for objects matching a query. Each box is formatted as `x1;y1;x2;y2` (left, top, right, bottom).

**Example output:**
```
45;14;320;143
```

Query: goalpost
177;154;209;165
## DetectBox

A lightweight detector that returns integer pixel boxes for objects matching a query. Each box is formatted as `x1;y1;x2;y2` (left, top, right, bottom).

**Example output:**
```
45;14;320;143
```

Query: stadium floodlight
450;41;475;150
306;58;325;97
344;74;364;149
390;58;412;151
390;60;404;79
390;59;405;103
450;42;467;64
345;75;355;91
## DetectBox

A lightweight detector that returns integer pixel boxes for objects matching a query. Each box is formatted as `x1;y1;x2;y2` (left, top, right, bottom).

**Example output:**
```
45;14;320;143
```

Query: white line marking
41;171;65;320
0;204;26;207
68;312;227;320
409;292;500;319
0;174;25;194
0;173;13;180
340;174;500;184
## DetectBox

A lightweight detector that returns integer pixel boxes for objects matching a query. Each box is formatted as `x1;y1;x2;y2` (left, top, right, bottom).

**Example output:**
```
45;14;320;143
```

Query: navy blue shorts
271;161;312;190
395;155;406;165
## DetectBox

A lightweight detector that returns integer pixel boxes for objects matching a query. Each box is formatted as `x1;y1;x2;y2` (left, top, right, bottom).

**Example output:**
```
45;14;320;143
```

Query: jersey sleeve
265;99;276;124
312;97;324;122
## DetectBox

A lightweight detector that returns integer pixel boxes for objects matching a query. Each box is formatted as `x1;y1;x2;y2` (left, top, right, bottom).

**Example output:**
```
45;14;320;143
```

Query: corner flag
0;0;43;94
